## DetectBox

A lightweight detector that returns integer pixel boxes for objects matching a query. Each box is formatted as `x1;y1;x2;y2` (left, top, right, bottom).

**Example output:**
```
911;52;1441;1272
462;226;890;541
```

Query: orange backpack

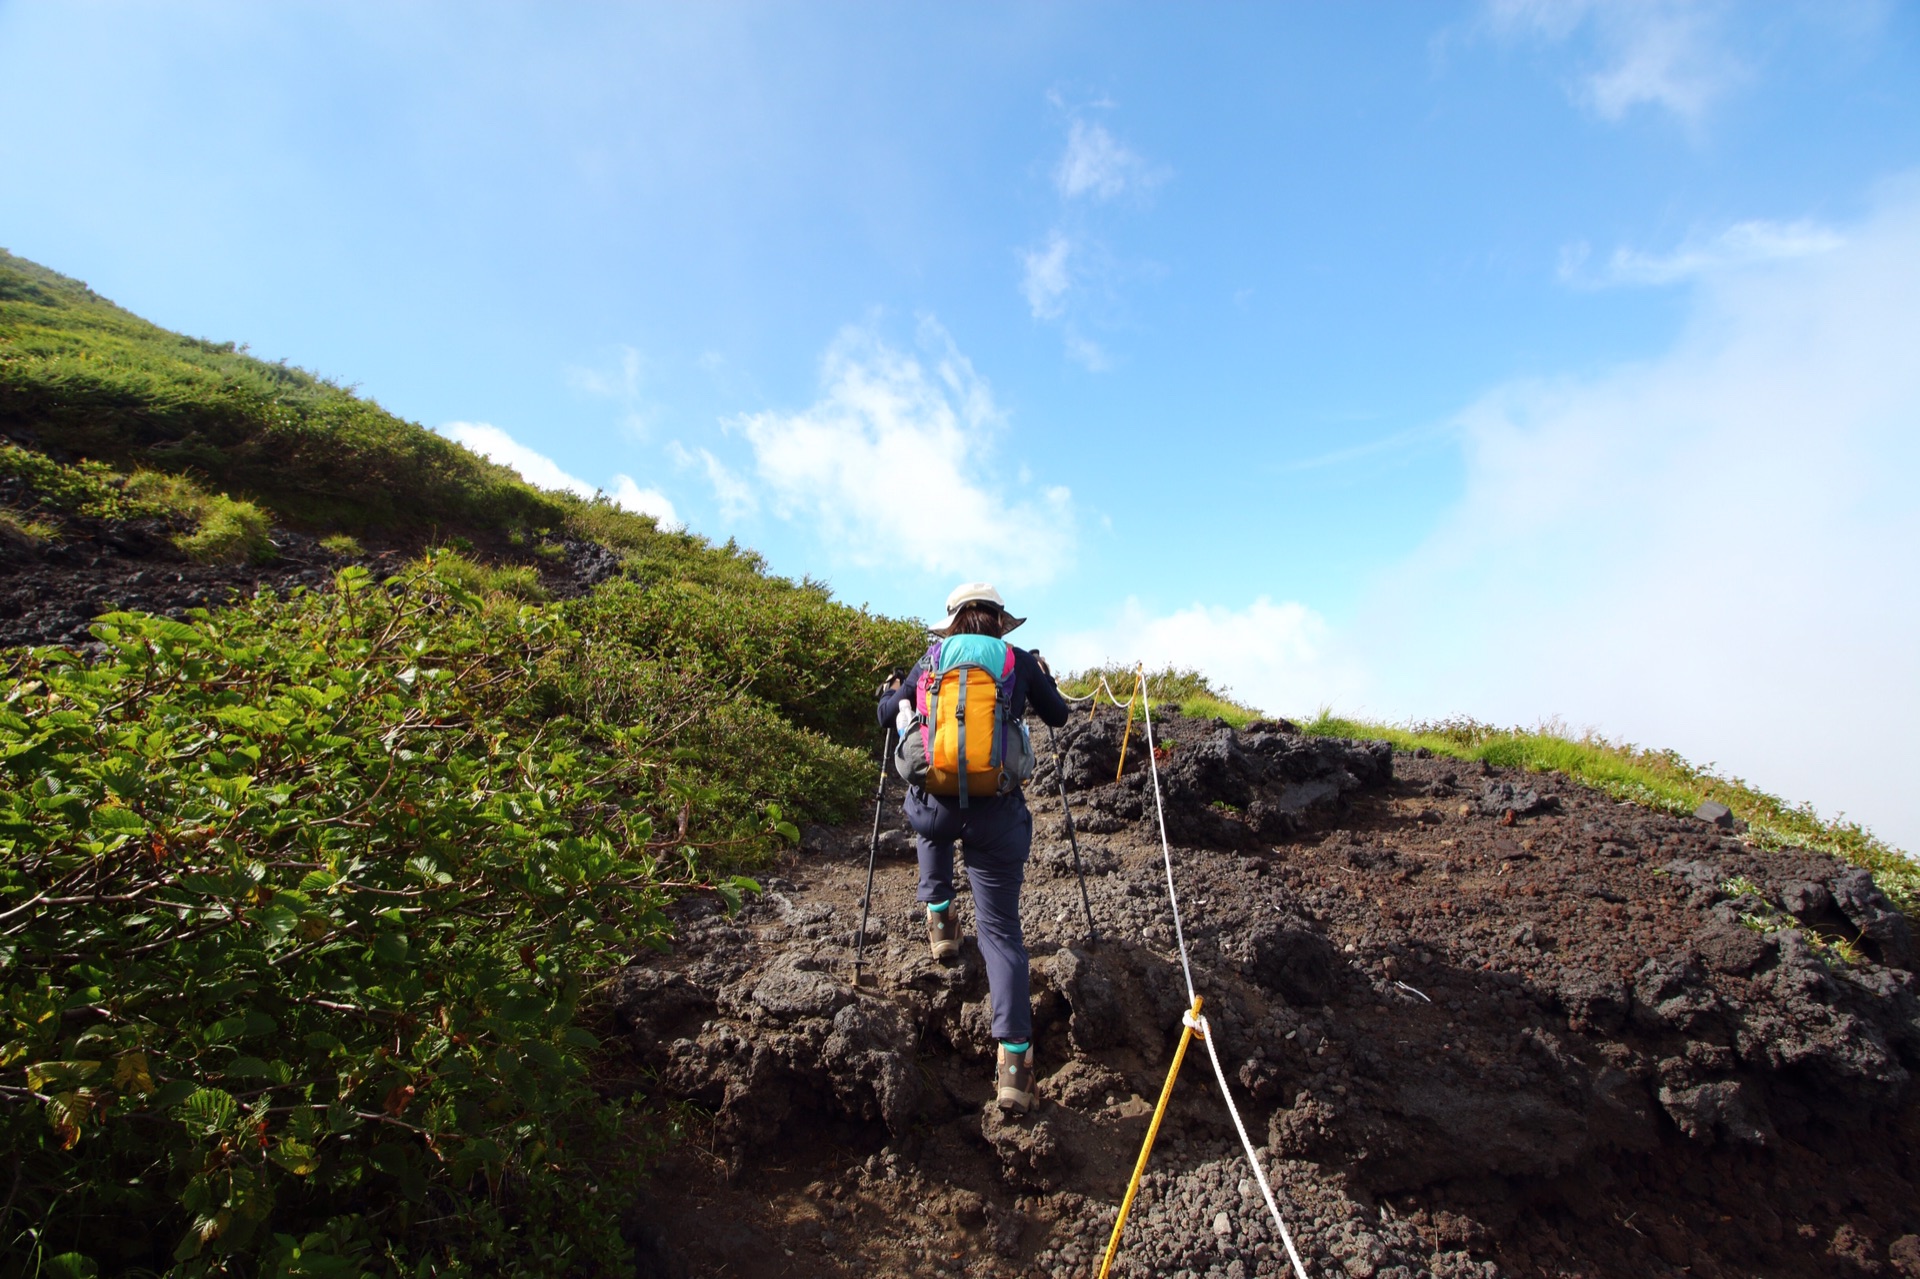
893;636;1034;805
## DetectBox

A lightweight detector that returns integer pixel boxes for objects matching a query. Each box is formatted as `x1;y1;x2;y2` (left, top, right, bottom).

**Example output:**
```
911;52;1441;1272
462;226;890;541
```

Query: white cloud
1562;218;1846;287
440;421;678;525
610;476;680;529
442;421;600;499
1020;231;1073;320
1051;597;1361;717
1053;119;1157;202
1353;177;1920;848
727;319;1075;586
1486;0;1747;125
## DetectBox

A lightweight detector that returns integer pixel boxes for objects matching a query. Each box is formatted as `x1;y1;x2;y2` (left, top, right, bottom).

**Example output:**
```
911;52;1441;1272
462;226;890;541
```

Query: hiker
876;582;1070;1115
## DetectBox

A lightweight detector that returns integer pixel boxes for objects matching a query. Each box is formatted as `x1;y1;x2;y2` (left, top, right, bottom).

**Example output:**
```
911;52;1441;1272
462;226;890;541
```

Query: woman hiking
876;582;1071;1115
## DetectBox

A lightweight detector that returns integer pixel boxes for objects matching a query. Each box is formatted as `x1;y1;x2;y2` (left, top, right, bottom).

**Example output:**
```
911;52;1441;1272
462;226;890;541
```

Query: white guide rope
1140;685;1312;1279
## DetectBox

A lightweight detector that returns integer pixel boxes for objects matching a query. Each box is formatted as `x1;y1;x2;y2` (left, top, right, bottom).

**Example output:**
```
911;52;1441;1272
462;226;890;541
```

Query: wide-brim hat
929;581;1026;637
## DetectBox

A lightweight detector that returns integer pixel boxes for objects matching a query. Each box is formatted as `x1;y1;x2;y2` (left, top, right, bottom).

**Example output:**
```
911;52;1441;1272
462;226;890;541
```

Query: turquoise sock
927;899;951;912
1000;1040;1029;1055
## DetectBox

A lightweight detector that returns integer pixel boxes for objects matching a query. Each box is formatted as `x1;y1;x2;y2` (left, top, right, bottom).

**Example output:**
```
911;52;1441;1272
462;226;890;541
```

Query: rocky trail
609;709;1920;1279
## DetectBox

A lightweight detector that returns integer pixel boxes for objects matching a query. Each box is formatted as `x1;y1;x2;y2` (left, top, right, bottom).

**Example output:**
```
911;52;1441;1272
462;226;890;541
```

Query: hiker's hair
949;603;1007;637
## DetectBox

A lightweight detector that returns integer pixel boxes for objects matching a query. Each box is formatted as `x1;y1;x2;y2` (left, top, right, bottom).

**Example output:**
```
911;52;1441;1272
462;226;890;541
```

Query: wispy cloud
1053;119;1160;203
439;421;678;527
564;344;651;436
667;440;758;521
1560;218;1846;287
1020;109;1164;370
1485;0;1747;125
1062;329;1110;373
1020;231;1072;321
726;319;1075;586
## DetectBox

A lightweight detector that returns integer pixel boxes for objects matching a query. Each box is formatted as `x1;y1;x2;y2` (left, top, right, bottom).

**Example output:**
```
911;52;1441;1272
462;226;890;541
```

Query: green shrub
318;533;364;558
0;563;801;1275
427;550;549;602
567;575;925;754
0;445;271;562
1059;665;1265;727
0;546;913;1274
0;508;55;546
175;493;272;564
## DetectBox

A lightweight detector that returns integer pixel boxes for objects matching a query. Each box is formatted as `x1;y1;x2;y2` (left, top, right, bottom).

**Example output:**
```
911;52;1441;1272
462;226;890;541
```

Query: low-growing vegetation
0;442;273;564
0;555;921;1276
1059;666;1264;729
1303;712;1917;914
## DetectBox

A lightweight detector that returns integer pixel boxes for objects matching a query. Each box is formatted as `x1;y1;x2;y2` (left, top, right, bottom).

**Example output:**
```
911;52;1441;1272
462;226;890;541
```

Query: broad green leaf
26;1059;102;1091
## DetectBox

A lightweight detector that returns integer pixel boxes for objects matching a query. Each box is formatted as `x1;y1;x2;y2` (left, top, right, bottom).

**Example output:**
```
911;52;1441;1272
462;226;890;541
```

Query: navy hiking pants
903;786;1033;1044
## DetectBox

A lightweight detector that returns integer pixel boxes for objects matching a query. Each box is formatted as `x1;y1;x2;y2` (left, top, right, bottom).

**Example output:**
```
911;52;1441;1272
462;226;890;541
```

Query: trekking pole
1047;723;1100;944
853;722;895;988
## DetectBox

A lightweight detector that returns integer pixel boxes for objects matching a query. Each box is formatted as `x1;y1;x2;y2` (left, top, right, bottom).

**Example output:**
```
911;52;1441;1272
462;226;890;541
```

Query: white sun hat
930;581;1026;637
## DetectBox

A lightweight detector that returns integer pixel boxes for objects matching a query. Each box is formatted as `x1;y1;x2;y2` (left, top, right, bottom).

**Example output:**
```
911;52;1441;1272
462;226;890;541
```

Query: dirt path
610;711;1920;1279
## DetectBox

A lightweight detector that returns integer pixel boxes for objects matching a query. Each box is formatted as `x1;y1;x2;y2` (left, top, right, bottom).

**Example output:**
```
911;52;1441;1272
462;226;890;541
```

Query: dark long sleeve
1015;649;1070;728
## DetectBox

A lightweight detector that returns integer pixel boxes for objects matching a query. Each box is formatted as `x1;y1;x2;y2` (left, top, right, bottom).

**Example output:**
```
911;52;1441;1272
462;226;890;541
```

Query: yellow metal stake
1097;994;1203;1279
1113;664;1145;783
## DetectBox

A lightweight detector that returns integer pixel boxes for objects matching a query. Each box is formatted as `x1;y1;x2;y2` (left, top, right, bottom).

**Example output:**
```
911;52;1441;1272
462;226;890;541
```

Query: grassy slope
0;249;567;536
0;252;926;1277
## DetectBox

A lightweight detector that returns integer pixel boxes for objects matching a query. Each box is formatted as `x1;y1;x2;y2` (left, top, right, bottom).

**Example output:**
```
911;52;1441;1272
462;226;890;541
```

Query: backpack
893;636;1035;805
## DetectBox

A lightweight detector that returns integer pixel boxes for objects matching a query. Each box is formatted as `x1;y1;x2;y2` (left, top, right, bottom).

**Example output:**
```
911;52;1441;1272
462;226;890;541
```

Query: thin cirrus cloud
665;440;758;521
1020;231;1072;321
1484;0;1748;125
1017;112;1164;372
564;344;651;437
1559;219;1847;288
722;319;1074;588
438;421;680;529
1052;118;1160;203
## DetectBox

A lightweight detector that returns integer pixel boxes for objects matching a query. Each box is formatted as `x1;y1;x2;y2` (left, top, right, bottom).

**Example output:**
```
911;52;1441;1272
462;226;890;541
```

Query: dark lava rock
1780;879;1832;918
1478;780;1557;817
1693;799;1735;829
1831;867;1915;969
1698;922;1772;976
1243;918;1335;1005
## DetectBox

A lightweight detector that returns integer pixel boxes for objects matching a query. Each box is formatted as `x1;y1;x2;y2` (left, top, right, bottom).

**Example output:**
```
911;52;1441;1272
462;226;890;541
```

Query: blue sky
4;1;1918;847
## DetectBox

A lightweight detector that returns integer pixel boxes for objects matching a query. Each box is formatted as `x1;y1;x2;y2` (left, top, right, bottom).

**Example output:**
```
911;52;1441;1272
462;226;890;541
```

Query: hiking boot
996;1044;1035;1114
927;905;960;961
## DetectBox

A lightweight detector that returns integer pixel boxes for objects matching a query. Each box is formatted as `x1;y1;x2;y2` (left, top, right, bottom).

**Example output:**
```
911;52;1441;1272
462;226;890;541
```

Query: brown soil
609;710;1920;1279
